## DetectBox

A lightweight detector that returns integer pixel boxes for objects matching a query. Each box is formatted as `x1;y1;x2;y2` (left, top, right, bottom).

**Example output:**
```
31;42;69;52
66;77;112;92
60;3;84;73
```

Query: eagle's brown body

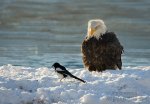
81;32;123;72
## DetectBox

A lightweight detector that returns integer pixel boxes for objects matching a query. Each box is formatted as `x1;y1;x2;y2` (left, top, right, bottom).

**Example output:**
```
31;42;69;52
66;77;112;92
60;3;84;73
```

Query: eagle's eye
95;25;100;30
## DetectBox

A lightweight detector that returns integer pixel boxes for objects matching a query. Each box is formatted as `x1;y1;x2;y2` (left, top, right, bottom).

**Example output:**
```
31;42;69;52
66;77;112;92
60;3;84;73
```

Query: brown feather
81;32;123;72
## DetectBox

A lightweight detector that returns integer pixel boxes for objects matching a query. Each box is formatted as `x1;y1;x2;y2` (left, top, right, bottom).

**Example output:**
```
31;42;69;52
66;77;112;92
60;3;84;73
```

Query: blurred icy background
0;0;150;68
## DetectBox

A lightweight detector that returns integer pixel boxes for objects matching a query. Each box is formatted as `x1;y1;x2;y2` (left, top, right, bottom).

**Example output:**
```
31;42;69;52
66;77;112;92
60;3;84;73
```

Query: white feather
55;68;63;71
87;19;107;40
55;68;67;79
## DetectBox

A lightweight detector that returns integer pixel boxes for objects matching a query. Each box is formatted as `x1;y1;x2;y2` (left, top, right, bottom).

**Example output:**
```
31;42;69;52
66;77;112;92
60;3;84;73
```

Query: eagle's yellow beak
89;28;96;36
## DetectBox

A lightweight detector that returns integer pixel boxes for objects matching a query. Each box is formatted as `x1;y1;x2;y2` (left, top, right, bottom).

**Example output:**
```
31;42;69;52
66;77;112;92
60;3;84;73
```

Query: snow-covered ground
0;64;150;104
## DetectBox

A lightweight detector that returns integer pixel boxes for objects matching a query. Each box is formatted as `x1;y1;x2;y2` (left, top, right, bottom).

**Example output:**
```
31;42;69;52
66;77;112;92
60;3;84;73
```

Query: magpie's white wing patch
55;68;64;71
55;68;68;79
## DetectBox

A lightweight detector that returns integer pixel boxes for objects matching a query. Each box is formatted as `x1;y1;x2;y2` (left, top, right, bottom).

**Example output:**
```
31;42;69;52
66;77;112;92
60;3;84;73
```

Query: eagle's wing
81;39;90;67
81;37;96;70
102;32;124;69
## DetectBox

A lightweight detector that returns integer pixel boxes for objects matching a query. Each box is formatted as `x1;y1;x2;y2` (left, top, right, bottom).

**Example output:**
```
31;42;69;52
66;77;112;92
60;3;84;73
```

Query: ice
0;64;150;104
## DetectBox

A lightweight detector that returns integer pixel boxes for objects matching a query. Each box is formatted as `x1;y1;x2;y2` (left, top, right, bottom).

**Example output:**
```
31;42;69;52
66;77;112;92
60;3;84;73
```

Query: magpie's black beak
51;65;56;72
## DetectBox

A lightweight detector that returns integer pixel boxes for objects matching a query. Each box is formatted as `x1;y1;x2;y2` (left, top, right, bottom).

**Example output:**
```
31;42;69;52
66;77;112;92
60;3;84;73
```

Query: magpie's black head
52;62;61;68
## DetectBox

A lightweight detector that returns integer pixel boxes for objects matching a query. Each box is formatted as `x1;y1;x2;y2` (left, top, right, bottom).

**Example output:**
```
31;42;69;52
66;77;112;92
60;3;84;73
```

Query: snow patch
0;64;150;104
80;94;100;104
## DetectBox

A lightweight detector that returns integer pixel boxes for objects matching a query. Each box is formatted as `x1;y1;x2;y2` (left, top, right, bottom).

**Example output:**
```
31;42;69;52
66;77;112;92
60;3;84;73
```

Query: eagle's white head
87;19;107;39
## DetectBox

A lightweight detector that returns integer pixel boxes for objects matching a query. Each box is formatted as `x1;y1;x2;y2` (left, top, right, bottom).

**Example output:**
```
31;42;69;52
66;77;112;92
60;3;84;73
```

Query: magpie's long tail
70;74;86;83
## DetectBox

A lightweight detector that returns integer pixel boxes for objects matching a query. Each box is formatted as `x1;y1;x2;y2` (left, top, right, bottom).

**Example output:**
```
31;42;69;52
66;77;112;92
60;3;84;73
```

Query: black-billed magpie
52;62;86;83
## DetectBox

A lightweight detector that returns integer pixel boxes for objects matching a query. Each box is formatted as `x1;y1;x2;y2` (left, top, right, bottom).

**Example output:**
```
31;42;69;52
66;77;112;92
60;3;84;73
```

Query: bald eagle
81;19;123;72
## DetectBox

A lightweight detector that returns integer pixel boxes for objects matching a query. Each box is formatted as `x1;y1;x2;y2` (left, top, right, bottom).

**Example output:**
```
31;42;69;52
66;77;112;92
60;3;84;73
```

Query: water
0;0;150;68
